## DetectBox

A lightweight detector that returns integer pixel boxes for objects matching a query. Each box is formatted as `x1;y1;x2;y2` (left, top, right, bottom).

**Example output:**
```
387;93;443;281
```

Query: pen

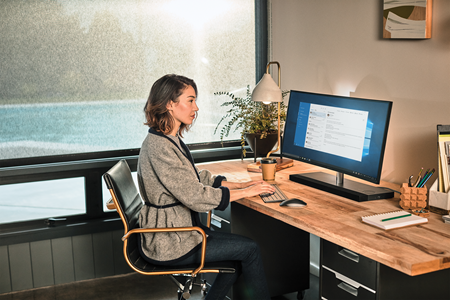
381;213;411;222
416;168;430;187
412;167;423;187
418;168;435;188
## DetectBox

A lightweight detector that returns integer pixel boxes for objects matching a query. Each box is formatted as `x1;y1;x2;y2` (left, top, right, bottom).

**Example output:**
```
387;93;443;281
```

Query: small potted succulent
214;85;289;157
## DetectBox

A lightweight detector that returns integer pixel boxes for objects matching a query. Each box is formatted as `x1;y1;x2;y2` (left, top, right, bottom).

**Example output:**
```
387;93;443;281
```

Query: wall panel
9;243;33;291
51;237;75;285
0;245;11;294
1;230;132;293
30;240;54;288
93;232;114;278
72;234;95;281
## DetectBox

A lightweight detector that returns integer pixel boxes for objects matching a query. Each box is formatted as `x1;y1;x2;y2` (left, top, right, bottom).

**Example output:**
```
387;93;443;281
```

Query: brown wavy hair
144;74;197;137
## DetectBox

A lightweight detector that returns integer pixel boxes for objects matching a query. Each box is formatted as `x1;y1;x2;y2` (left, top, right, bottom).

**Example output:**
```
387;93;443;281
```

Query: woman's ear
166;100;174;111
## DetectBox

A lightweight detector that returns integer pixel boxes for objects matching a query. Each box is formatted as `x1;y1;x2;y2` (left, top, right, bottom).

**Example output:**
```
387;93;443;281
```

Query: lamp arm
266;61;281;158
266;62;281;87
267;102;281;158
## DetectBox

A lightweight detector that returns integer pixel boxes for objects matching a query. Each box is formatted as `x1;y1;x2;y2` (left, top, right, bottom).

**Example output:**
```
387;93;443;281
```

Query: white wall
271;0;450;185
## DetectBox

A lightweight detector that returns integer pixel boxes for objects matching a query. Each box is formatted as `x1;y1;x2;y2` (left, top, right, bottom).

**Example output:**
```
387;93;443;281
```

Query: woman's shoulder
142;130;174;146
140;131;181;157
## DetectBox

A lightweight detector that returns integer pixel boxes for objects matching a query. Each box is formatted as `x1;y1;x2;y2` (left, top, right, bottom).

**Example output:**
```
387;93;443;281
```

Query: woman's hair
144;74;197;137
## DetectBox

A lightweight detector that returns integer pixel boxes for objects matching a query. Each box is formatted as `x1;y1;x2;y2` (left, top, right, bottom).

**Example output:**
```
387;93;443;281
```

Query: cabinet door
231;202;310;298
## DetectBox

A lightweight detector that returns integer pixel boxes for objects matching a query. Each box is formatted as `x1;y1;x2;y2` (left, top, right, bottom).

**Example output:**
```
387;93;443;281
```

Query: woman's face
167;85;198;135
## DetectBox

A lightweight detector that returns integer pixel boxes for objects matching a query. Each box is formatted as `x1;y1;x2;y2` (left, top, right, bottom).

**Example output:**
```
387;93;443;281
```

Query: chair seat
126;224;237;275
132;254;237;274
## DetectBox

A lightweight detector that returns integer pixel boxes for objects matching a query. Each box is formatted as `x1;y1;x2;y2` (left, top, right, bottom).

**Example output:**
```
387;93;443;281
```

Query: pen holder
399;183;427;210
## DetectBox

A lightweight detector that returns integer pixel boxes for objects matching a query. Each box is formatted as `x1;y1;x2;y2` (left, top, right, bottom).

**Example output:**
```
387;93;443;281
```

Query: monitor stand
289;172;394;202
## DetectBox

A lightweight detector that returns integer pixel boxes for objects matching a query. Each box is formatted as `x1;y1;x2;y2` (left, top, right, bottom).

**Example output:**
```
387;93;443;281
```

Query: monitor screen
282;90;393;201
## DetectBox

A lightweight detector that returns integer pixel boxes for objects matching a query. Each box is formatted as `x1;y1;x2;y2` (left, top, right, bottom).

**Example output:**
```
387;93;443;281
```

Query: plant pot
245;132;278;158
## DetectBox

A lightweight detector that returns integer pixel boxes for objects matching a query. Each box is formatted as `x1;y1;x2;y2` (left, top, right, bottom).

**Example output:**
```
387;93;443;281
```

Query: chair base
172;275;207;300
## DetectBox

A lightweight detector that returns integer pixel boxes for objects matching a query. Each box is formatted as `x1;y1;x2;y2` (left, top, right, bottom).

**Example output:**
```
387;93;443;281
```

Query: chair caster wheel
201;279;208;295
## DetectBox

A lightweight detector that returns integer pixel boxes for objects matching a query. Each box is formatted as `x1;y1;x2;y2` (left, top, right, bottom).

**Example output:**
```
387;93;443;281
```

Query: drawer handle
211;214;230;224
338;282;358;297
338;248;359;263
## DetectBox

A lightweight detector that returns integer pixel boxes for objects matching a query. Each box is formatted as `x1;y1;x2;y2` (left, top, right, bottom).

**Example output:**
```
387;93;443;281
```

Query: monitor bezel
281;90;393;184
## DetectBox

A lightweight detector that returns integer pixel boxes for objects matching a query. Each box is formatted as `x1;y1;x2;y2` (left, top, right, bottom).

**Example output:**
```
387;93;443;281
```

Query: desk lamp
251;61;283;158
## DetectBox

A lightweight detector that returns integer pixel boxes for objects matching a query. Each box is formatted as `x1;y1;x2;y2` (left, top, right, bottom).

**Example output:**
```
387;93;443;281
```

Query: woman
137;74;274;299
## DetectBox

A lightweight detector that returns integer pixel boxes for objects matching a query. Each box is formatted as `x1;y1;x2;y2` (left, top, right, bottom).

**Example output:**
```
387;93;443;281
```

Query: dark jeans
167;231;270;300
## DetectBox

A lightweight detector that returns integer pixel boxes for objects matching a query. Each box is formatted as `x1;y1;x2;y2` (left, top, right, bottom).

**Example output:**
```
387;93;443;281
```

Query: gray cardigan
137;128;229;262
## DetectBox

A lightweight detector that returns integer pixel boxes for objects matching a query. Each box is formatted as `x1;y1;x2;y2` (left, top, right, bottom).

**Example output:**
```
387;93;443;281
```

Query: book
438;141;449;192
361;210;428;230
437;125;450;192
446;141;450;190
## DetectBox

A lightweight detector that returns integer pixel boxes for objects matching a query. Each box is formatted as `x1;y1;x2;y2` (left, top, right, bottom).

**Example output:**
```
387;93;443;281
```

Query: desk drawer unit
321;239;376;290
320;239;450;300
321;239;376;300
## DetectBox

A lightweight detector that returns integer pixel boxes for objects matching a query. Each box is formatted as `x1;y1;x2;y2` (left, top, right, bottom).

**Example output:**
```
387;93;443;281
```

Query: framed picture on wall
383;0;433;39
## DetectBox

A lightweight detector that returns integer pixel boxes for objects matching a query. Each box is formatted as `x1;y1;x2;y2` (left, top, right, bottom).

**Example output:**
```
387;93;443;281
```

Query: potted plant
214;85;289;157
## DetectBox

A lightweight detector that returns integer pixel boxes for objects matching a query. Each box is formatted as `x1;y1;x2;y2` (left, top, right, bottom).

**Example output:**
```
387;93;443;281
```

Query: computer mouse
279;198;307;208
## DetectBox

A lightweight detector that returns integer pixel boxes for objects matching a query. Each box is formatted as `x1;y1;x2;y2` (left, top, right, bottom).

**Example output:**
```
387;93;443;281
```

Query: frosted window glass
0;177;85;224
0;0;255;160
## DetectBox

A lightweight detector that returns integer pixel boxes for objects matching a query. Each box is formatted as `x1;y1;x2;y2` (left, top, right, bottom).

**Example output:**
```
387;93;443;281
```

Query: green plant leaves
214;85;288;145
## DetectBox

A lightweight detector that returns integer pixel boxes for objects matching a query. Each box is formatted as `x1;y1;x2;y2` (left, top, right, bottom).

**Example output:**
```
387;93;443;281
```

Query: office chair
103;159;236;300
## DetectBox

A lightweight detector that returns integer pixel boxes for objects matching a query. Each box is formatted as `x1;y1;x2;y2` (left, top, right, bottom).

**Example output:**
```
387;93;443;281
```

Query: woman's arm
222;180;276;202
221;180;267;190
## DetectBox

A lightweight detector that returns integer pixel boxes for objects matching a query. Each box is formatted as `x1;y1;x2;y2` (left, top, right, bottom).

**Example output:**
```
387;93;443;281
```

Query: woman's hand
228;180;275;202
245;181;276;196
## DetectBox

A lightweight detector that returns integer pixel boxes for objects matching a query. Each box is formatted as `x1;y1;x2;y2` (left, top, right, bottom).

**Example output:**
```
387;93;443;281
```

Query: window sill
0;216;123;246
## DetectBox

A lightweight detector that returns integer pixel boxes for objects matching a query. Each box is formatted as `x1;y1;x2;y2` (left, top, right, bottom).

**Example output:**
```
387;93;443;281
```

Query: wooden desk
200;159;450;277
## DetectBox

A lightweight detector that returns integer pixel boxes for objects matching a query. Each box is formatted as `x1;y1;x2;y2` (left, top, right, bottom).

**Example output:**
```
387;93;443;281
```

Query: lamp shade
251;73;282;103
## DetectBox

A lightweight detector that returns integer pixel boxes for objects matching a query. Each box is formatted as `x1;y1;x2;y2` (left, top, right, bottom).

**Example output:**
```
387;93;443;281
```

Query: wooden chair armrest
123;226;207;276
106;198;116;210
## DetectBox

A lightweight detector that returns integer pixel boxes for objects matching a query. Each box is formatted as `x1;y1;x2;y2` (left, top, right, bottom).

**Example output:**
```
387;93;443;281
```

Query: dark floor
0;273;319;300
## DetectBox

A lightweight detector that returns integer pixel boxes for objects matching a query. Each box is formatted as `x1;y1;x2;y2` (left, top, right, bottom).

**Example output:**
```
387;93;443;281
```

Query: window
0;0;265;227
0;0;255;162
0;177;85;224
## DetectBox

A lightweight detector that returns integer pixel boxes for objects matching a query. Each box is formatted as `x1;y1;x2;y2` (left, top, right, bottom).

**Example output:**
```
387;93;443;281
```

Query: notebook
361;210;428;230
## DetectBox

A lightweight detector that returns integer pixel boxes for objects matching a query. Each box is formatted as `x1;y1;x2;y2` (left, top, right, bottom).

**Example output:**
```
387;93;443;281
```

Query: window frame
0;0;268;241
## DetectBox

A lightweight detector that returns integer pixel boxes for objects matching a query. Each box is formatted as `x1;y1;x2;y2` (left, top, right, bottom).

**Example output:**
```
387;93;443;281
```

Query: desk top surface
199;159;450;276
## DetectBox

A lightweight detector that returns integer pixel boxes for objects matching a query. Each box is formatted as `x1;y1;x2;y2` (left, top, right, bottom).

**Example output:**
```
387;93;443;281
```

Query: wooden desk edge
106;198;116;210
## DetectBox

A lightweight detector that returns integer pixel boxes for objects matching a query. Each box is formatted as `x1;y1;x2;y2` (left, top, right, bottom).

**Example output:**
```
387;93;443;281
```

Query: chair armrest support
207;210;212;228
123;226;207;276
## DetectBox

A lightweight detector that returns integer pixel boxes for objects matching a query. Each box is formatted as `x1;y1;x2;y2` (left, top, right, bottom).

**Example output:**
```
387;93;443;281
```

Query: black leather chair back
103;159;142;233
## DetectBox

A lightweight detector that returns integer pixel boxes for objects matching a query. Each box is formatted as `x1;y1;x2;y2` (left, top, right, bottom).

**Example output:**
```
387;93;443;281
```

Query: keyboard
260;184;289;203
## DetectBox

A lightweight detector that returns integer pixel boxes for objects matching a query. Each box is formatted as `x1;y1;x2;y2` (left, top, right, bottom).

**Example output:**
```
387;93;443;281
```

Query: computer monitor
282;90;393;202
